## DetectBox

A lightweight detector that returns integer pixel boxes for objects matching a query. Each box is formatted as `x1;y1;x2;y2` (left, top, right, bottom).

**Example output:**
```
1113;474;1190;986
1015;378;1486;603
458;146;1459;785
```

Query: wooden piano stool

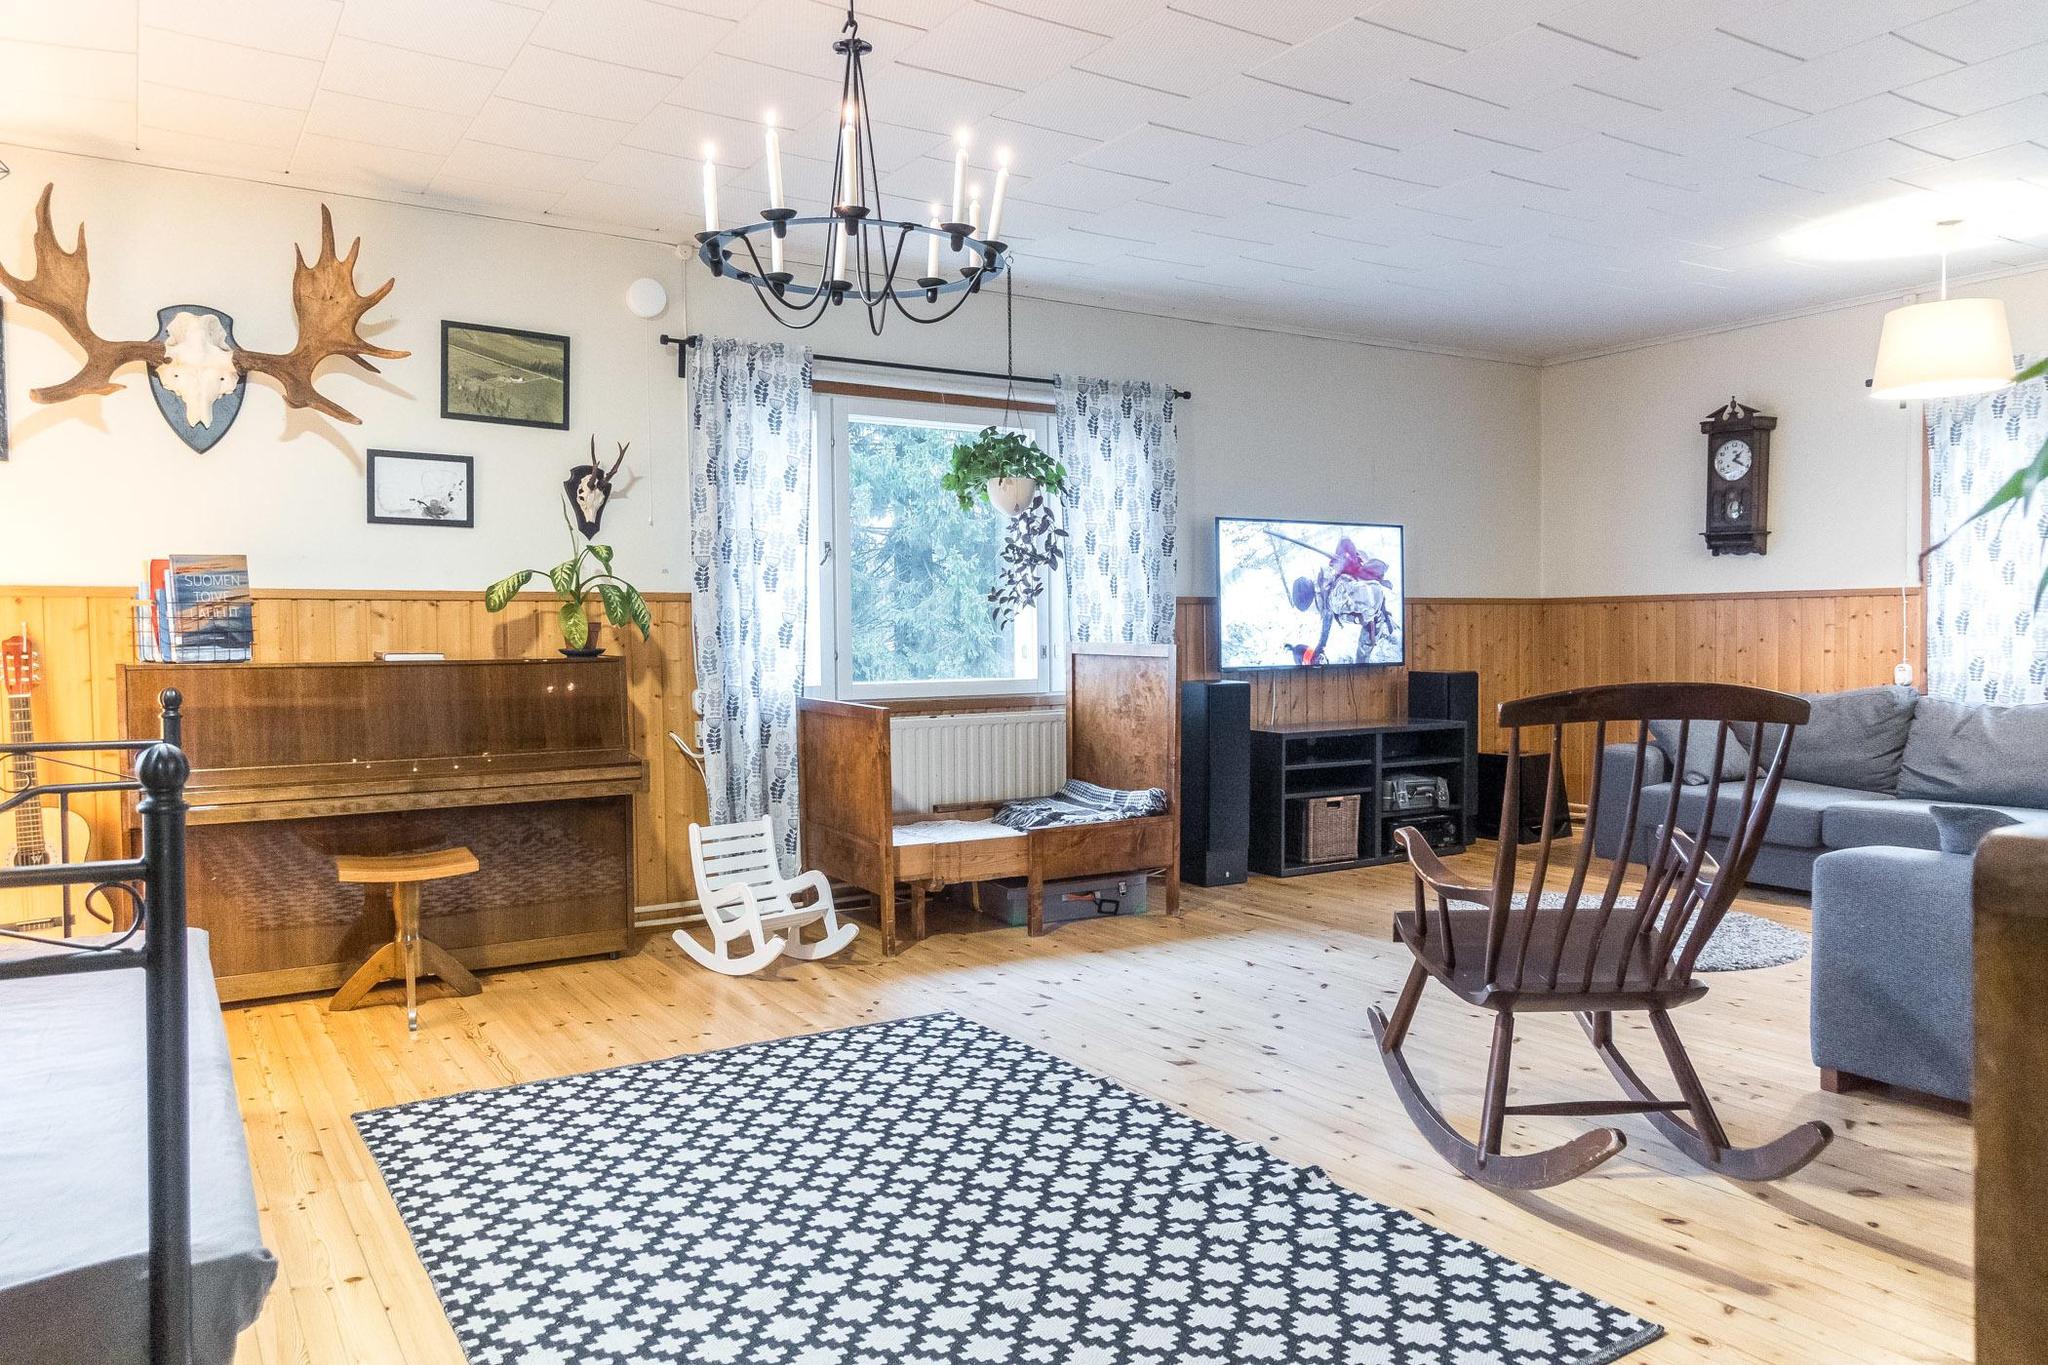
330;847;481;1031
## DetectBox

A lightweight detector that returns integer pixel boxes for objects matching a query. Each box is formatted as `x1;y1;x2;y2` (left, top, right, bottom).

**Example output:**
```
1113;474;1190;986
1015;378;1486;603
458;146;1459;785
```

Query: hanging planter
941;426;1069;625
941;427;1067;514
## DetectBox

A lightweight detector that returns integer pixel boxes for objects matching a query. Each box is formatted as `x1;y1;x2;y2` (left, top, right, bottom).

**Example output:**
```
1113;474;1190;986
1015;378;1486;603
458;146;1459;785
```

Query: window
809;392;1059;699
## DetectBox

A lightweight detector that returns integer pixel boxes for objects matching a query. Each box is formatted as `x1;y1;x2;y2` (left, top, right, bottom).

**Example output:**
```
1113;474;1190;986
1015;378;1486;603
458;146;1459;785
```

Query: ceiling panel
498;47;682;123
7;0;2048;361
1077;11;1286;98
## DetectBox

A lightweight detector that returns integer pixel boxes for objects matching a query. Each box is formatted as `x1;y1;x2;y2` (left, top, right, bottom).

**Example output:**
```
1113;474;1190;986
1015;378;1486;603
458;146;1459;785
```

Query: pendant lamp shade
1870;296;2015;400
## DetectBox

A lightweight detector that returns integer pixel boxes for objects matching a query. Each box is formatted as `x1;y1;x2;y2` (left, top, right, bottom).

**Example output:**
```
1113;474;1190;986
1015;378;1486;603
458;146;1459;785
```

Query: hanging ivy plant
939;427;1068;510
988;490;1067;626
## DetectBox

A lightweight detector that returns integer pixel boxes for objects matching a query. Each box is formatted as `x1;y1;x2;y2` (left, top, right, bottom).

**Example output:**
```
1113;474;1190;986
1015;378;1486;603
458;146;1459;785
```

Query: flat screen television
1215;517;1405;669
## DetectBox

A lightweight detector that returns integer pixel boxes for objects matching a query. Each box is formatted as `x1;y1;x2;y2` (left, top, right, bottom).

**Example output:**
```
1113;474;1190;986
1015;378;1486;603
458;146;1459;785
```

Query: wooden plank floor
227;853;1973;1364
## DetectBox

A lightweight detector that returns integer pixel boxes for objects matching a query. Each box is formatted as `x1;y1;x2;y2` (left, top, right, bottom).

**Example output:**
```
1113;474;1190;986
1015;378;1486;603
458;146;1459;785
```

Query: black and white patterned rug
355;1013;1662;1365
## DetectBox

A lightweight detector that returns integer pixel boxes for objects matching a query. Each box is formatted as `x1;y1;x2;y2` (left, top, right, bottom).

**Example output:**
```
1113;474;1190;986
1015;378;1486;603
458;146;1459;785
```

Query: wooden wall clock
1700;397;1775;556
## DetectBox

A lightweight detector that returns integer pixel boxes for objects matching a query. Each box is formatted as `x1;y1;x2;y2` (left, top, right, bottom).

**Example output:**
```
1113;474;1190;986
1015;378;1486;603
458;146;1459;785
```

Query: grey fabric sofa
1809;845;1973;1102
1593;687;2048;892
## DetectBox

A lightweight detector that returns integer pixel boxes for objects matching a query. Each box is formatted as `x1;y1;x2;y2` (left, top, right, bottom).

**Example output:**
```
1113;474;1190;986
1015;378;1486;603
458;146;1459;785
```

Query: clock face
1713;438;1753;482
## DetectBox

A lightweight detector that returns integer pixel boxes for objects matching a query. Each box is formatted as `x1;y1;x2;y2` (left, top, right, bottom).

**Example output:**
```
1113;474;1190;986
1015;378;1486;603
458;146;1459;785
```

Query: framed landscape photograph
367;449;475;528
441;320;570;429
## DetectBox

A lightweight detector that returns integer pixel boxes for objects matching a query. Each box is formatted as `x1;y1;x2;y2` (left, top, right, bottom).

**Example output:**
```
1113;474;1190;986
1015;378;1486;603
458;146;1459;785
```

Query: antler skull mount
565;437;631;538
0;183;408;450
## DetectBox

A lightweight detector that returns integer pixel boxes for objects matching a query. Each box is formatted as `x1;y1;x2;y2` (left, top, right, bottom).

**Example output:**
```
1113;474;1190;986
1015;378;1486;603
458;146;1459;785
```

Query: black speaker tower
1180;679;1251;886
1406;670;1480;845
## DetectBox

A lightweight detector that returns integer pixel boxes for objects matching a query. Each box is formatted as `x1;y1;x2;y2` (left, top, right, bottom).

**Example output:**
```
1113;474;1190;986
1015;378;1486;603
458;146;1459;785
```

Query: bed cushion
1672;777;1858;850
1647;718;1747;784
0;930;276;1365
1776;685;1917;791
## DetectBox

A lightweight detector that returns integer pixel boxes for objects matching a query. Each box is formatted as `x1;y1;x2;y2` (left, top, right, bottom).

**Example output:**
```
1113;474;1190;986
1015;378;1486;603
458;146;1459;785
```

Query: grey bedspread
0;930;276;1364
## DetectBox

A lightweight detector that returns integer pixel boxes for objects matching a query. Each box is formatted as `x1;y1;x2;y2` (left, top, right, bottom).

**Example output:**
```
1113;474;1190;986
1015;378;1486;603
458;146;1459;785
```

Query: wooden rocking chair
673;818;858;976
1370;682;1835;1190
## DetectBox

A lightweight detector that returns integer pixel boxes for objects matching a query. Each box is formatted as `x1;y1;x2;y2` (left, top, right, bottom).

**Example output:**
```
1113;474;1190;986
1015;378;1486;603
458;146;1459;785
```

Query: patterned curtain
1925;357;2048;705
687;338;814;872
1055;376;1180;645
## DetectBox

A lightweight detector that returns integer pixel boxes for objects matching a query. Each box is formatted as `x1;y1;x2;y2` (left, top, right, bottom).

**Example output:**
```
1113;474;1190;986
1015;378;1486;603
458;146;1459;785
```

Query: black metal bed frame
0;689;193;1365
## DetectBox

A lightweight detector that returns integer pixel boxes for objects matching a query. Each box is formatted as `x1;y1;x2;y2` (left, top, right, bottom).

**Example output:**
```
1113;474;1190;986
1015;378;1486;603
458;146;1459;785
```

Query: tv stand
1249;718;1473;877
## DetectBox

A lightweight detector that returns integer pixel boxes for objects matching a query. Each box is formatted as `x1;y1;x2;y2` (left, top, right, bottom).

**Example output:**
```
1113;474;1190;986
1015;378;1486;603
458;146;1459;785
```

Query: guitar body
0;805;95;932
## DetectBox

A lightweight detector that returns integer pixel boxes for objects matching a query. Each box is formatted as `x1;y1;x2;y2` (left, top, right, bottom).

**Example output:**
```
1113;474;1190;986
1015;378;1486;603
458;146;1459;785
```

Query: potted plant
941;427;1068;516
485;507;653;656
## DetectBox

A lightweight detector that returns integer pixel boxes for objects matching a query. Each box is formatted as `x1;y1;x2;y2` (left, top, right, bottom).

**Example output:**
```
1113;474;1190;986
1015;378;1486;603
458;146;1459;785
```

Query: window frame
810;388;1062;702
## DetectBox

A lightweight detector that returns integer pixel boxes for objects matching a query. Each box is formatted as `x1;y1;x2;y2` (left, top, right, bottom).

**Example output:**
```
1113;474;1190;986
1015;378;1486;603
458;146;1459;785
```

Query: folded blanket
994;779;1169;831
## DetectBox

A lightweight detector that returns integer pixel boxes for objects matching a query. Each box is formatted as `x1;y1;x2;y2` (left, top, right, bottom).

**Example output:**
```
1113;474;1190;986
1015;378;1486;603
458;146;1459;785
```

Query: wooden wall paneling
1176;587;1925;800
1;586;707;915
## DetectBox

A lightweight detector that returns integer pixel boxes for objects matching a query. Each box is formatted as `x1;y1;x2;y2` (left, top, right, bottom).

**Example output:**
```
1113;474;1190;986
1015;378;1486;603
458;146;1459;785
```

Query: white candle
968;190;980;234
987;148;1011;242
771;224;784;275
701;145;718;233
951;129;970;223
838;103;860;208
927;203;941;278
764;114;784;211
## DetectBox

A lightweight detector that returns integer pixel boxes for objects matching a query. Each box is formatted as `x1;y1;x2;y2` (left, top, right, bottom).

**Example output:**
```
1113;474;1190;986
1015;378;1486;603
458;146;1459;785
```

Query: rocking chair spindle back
1370;682;1834;1191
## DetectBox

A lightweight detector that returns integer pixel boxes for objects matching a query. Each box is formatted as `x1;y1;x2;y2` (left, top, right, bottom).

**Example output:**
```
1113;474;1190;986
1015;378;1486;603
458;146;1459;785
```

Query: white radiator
891;708;1066;812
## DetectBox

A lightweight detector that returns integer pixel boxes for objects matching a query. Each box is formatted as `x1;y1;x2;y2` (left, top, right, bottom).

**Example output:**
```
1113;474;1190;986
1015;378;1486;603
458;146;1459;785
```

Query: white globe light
625;278;668;319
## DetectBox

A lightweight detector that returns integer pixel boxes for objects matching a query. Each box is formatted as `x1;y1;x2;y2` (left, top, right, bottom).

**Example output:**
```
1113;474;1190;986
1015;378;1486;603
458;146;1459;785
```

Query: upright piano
120;658;643;1003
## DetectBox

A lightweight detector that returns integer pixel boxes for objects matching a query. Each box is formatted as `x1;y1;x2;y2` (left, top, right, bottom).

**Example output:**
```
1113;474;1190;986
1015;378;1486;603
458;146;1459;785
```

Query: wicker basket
1298;794;1361;864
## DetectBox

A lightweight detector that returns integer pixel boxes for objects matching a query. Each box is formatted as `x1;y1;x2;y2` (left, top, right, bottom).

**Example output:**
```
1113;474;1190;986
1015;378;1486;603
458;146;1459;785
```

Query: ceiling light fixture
692;3;1012;335
1870;219;2015;401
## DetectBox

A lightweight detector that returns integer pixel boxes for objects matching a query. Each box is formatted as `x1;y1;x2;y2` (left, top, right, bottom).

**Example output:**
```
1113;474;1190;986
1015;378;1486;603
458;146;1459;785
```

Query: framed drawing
441;320;570;429
367;449;474;528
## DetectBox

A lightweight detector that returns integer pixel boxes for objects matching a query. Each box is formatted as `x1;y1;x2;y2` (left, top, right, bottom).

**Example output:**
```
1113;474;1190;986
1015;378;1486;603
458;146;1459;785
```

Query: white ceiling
5;0;2048;361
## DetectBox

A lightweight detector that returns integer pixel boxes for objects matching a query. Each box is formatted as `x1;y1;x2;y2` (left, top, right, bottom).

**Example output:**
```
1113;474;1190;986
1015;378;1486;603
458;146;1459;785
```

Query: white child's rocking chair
673;817;858;976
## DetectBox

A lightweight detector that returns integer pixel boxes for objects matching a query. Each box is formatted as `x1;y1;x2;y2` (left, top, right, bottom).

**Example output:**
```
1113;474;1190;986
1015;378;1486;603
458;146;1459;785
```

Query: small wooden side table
329;847;481;1032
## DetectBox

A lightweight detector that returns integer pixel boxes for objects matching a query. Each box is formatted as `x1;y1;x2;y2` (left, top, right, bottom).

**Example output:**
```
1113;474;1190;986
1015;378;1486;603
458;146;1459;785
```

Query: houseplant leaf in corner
484;569;534;613
559;598;591;650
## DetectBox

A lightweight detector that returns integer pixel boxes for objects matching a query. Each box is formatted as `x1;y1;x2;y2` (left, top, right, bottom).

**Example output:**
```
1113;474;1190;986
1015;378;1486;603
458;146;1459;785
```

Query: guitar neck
7;692;45;858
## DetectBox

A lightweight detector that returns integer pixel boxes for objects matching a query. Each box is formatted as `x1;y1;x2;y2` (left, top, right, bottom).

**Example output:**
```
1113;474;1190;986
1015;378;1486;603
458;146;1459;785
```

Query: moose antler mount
0;182;408;450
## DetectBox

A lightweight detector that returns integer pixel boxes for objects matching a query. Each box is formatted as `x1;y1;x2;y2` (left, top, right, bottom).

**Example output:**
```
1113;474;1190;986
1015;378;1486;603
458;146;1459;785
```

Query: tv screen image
1216;517;1405;668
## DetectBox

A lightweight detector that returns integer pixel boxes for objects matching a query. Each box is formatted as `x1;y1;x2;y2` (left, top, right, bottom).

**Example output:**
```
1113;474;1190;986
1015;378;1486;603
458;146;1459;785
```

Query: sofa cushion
1673;777;1857;850
1930;803;2023;854
1777;685;1917;790
1898;696;2048;807
1648;718;1746;784
1823;796;2048;852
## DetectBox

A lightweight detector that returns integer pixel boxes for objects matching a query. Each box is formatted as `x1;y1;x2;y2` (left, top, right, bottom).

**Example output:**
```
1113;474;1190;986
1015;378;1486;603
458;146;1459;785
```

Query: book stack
135;555;254;663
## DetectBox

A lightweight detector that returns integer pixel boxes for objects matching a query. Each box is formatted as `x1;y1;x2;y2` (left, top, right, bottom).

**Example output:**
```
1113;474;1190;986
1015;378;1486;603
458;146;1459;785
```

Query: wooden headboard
1067;643;1178;800
797;698;894;895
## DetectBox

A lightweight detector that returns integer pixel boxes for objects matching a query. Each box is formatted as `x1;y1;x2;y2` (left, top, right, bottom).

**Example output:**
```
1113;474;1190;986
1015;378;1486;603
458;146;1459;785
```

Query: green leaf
483;570;533;612
600;583;653;638
586;543;615;567
558;599;590;649
548;559;581;599
942;427;1066;510
2014;357;2048;386
1926;437;2048;558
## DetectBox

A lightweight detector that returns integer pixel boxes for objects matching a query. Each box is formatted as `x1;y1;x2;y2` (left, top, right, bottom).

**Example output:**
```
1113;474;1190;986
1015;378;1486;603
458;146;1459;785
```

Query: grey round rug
1462;893;1811;972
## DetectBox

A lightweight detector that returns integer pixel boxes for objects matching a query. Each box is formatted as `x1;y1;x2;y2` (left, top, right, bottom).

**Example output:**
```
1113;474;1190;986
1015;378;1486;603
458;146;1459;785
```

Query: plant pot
559;645;607;659
986;476;1038;518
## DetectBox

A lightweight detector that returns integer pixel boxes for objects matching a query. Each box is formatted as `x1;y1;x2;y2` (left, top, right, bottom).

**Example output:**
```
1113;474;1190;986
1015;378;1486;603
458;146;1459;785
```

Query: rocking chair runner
674;818;858;976
1370;682;1835;1191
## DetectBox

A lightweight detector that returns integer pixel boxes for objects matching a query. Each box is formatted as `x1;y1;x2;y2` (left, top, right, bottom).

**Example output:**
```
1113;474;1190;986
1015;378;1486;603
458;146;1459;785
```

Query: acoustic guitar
2;633;93;934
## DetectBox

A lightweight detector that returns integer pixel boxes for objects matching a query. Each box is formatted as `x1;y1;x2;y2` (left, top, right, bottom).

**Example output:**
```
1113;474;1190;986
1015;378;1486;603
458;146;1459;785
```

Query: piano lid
119;659;645;822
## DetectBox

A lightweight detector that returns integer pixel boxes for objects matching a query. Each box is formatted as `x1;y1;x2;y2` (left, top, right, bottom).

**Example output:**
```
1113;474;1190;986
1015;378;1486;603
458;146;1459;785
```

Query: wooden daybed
799;643;1182;954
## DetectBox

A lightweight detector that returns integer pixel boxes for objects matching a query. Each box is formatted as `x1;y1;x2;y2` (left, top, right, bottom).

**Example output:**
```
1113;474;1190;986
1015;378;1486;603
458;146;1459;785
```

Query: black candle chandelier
691;4;1012;334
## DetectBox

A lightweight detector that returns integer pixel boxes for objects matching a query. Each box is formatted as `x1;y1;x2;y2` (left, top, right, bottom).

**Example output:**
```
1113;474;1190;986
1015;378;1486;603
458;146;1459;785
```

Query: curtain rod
658;334;1191;399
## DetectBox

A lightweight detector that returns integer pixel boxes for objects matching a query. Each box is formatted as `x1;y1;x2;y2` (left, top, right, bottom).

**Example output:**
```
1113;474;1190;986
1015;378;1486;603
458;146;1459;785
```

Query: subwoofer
1180;679;1250;886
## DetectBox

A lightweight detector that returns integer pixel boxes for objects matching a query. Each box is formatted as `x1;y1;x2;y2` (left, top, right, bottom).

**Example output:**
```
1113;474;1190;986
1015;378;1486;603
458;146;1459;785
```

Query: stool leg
396;882;421;1033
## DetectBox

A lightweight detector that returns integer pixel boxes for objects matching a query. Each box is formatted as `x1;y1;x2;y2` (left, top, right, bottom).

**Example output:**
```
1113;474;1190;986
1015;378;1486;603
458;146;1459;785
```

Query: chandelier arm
750;281;837;329
885;262;1002;325
730;230;834;322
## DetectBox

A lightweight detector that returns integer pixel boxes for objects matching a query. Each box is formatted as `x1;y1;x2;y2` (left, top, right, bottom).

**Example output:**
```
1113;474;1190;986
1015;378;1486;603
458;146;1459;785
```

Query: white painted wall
0;146;1544;600
0;147;691;593
1537;267;2048;597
